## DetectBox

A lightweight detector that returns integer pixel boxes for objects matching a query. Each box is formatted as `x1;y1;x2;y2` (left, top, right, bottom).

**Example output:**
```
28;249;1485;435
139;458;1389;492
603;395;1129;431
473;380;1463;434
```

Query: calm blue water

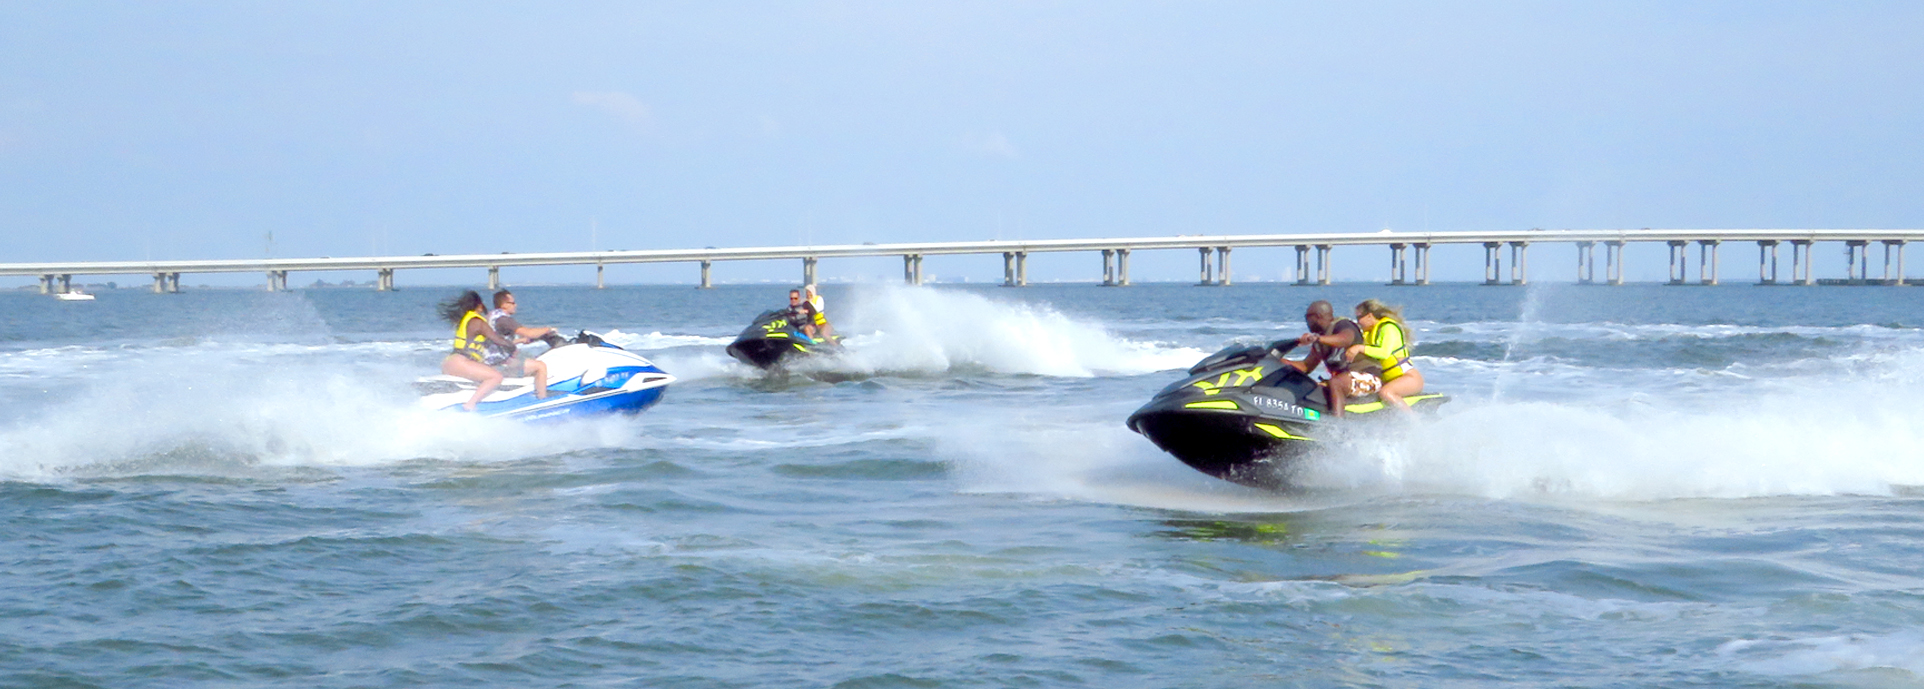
4;282;1924;688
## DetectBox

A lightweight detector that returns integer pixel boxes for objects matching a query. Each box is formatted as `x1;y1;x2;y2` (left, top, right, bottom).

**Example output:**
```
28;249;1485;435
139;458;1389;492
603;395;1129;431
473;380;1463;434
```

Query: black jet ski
725;309;841;369
1126;341;1448;488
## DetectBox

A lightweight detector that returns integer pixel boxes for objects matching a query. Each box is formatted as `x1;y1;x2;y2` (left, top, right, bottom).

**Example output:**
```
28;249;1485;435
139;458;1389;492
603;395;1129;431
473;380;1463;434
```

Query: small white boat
54;292;95;301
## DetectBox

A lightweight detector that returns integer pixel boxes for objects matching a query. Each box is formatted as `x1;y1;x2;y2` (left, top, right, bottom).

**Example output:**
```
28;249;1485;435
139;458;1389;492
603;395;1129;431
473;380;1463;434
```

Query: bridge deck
4;228;1919;290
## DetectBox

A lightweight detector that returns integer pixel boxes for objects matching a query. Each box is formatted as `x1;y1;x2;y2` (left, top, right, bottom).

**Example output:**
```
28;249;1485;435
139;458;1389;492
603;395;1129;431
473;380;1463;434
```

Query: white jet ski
417;332;675;422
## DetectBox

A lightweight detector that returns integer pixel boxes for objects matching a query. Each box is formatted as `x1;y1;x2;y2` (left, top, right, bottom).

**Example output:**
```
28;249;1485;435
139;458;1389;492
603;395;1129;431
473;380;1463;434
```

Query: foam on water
1293;347;1924;500
0;347;638;479
598;329;752;381
931;396;1365;513
1719;630;1924;678
599;329;733;351
816;286;1204;377
1432;320;1924;345
929;336;1924;507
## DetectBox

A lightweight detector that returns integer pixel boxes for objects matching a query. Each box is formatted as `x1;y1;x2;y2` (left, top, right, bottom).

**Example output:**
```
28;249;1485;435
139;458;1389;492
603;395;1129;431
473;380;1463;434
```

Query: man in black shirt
1290;300;1367;413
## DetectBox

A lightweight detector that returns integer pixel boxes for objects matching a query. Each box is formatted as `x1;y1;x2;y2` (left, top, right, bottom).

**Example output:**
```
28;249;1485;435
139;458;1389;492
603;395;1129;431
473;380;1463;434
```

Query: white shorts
1347;371;1382;397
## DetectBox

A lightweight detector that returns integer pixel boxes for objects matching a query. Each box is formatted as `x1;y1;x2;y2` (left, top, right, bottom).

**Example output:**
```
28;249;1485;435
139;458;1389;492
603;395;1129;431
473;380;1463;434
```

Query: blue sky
2;1;1919;286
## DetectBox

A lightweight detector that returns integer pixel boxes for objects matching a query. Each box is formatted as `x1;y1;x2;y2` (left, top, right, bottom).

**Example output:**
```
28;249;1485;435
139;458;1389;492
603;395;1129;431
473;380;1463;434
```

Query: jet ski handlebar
1186;339;1300;375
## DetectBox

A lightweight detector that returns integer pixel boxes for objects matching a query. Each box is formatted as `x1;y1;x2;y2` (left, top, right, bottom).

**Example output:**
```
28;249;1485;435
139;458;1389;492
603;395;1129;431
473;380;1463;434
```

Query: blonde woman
1343;298;1423;413
802;284;835;340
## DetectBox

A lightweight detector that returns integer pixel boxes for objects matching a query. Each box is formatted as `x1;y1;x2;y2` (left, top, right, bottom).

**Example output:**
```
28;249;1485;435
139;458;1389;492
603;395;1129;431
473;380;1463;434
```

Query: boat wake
770;286;1203;379
0;348;641;480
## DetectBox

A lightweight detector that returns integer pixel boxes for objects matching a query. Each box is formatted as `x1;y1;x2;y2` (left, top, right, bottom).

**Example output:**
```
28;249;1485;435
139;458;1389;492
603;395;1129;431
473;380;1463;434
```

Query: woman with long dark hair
439;290;515;411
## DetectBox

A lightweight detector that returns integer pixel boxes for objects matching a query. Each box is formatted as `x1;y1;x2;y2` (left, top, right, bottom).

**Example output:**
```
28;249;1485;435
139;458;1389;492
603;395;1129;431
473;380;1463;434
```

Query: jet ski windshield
1187;340;1298;375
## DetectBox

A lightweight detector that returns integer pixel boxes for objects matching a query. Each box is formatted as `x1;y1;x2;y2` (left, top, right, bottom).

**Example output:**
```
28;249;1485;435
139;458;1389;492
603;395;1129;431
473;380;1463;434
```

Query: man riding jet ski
725;289;842;370
1126;340;1446;488
419;331;675;421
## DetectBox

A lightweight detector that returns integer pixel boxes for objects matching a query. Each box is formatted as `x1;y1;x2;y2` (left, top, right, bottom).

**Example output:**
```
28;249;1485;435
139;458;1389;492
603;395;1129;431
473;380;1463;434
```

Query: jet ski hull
1128;408;1313;486
1126;342;1447;488
725;336;809;369
418;337;675;421
725;309;837;370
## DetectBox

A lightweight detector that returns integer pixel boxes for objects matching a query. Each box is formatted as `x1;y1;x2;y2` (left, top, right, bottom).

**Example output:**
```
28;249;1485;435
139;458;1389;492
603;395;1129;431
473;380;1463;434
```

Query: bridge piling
1315;245;1333;285
1002;252;1015;286
1841;240;1867;282
376;268;395;291
902;254;922;285
1886;240;1907;284
699;260;712;288
1117;249;1130;286
1387;243;1406;285
803;257;818;286
1196;247;1213;286
1017;252;1028;286
1101;249;1115;286
1576;241;1595;284
1791;240;1813;285
1482;242;1502;285
1414;243;1431;285
1758;241;1779;284
38;274;52;294
488;266;500;290
1699;240;1720;285
57;274;72;294
1218;247;1232;286
267;270;288;292
1605;241;1625;285
1509;241;1529;285
1292;246;1311;285
1662;240;1693;284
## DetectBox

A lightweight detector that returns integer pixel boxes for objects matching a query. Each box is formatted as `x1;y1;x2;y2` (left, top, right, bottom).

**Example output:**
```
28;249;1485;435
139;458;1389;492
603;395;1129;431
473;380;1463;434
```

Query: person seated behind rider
440;290;516;411
786;289;824;341
487;290;556;400
1340;298;1424;414
1284;300;1373;416
802;284;835;341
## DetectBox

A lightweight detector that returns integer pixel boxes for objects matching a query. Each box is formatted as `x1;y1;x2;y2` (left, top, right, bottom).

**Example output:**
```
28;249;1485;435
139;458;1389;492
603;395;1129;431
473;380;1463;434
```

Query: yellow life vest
807;294;828;325
1363;317;1415;380
451;310;489;361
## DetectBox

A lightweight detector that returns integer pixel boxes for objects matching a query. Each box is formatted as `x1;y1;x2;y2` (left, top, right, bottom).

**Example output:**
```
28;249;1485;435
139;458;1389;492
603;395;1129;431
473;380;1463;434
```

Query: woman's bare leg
1378;370;1425;413
442;355;504;411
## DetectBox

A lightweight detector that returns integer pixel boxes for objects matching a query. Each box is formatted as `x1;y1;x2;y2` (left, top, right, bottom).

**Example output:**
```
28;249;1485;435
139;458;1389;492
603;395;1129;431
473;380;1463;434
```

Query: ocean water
3;282;1924;688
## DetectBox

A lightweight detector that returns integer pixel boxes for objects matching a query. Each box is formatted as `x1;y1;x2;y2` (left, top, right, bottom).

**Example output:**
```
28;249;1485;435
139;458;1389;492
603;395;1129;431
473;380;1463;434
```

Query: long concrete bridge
6;228;1922;294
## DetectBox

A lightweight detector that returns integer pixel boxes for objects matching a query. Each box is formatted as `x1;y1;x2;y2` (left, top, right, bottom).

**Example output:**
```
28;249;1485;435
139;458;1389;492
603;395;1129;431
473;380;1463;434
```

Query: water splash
1292;346;1924;500
808;286;1204;378
0;347;638;479
1490;284;1548;400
